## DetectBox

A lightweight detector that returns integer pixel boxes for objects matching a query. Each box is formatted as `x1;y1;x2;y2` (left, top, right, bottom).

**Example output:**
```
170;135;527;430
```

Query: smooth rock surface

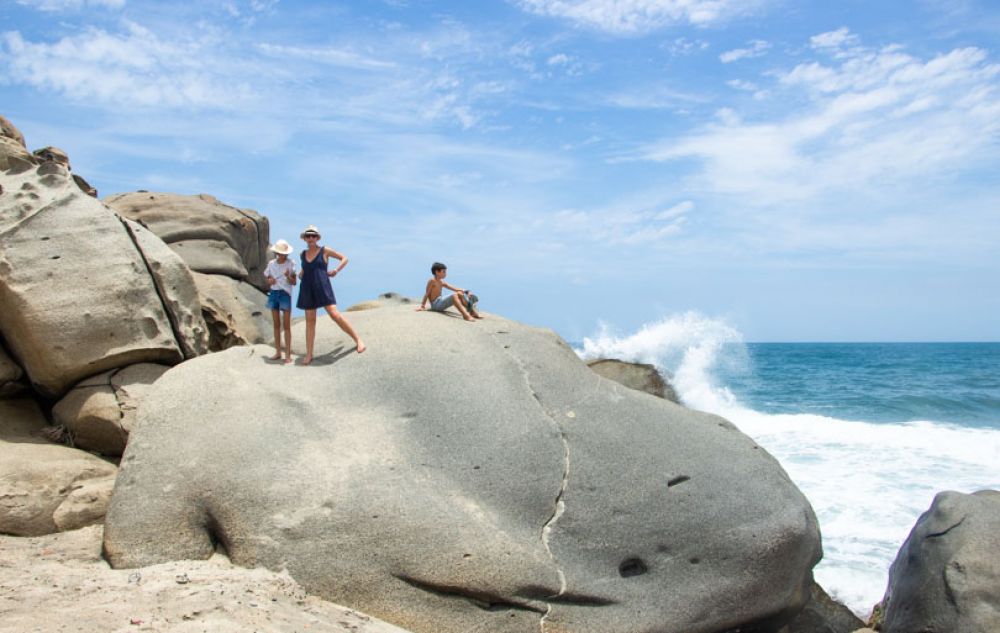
586;358;679;403
782;582;866;633
169;238;249;278
0;399;117;536
0;525;414;633
191;271;270;350
105;305;821;633
880;489;1000;633
0;164;182;397
52;363;170;456
105;191;270;291
0;345;24;397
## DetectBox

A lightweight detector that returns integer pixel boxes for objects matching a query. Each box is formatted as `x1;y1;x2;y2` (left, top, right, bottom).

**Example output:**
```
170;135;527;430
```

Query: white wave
578;313;1000;616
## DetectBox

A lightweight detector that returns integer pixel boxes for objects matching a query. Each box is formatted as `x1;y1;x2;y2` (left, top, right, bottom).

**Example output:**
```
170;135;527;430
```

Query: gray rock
880;489;1000;633
586;358;679;403
0;343;25;397
105;192;270;291
168;238;249;279
0;163;183;397
122;219;210;359
191;271;270;350
0;398;117;536
346;292;416;312
0;114;27;147
782;582;865;633
104;305;821;633
0;115;34;171
52;363;170;456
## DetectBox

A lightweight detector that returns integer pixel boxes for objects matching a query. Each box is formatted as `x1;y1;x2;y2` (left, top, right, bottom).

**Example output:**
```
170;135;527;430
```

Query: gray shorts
430;295;455;312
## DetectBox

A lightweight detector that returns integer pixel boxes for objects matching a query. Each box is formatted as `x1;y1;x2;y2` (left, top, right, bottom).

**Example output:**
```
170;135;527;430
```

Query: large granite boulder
880;489;1000;633
52;363;171;456
0;162;185;397
191;271;270;350
0;114;35;171
104;305;822;633
104;192;270;291
782;582;865;633
586;358;679;403
0;398;117;536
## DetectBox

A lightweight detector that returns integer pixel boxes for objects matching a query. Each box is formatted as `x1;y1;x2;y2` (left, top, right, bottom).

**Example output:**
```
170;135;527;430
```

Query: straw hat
300;225;321;239
269;239;294;255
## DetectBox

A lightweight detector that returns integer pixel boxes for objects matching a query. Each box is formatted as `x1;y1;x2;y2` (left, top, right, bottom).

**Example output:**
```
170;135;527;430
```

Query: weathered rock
52;363;170;456
782;582;866;633
191;271;270;350
880;489;1000;633
0;398;117;536
0;525;415;633
0;114;27;146
169;239;249;278
0;163;183;397
0;135;35;171
104;305;821;633
0;343;25;397
347;292;415;312
122;219;210;358
586;358;679;403
105;192;270;291
33;146;70;168
72;173;97;197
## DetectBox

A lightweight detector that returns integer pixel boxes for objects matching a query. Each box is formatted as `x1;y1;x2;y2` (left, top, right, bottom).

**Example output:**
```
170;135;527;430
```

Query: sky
2;0;999;342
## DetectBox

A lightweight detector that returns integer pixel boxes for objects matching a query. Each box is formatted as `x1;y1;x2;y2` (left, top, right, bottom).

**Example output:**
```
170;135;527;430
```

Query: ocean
575;313;1000;617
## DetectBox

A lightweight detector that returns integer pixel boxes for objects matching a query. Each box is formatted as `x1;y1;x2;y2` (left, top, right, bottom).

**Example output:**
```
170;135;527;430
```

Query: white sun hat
269;239;294;255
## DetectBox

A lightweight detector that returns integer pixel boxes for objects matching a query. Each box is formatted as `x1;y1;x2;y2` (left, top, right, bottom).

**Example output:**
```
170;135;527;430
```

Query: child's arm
442;281;466;294
324;247;347;277
416;279;433;311
265;262;276;286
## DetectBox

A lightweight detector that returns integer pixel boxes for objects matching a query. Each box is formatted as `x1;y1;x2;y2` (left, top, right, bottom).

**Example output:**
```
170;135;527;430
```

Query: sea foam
578;313;1000;616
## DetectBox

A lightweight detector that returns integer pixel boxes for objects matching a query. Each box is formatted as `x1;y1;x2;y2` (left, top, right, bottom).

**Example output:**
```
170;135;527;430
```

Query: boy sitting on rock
416;262;481;321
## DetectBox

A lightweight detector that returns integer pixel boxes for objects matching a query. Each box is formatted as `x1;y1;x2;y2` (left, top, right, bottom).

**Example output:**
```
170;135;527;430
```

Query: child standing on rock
297;225;366;363
265;239;297;364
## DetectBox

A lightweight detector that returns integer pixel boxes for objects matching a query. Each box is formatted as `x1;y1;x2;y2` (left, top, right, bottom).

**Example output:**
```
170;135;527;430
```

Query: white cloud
514;0;766;34
635;34;1000;206
16;0;124;11
719;39;770;63
0;23;254;109
257;43;396;70
547;199;693;245
810;27;859;51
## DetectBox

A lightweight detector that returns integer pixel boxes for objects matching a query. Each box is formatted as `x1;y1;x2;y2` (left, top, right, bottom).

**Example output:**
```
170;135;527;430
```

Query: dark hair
431;262;447;274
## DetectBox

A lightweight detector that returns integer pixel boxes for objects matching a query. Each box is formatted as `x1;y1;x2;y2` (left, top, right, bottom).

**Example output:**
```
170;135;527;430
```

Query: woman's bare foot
283;357;294;365
301;355;313;365
269;352;282;361
356;341;367;354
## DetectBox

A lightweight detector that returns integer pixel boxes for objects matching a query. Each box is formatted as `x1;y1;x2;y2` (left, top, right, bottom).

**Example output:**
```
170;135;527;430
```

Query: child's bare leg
303;310;317;364
324;305;366;353
269;309;282;359
282;310;293;364
453;295;473;321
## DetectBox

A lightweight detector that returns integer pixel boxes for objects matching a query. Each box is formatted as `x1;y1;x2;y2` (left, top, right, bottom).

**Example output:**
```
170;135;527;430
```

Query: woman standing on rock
297;225;366;362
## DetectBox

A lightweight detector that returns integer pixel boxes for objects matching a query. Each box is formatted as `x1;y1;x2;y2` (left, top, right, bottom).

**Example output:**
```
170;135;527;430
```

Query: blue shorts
267;289;292;312
430;295;455;312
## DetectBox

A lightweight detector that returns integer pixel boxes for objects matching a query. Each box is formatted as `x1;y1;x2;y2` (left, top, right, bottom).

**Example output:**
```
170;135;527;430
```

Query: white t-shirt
265;258;297;296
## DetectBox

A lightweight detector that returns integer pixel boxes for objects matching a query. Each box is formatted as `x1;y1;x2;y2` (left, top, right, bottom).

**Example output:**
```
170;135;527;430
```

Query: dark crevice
203;511;232;559
118;216;189;359
517;585;618;606
667;475;690;487
926;516;965;539
394;574;546;614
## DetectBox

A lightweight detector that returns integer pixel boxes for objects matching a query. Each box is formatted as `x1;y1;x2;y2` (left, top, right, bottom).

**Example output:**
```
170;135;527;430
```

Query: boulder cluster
2;114;998;633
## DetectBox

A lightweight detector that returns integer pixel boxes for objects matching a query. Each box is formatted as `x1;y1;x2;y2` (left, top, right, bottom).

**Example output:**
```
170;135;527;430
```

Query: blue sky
2;0;998;341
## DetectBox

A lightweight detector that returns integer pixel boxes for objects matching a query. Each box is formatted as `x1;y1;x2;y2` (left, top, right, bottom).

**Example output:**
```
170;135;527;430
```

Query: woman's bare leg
303;309;317;364
324;305;366;353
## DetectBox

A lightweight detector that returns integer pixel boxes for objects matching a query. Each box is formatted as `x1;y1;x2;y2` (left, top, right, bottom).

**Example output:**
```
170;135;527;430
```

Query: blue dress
296;247;337;309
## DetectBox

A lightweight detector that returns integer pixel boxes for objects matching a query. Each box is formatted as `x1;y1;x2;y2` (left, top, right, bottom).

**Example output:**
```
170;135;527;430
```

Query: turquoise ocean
575;313;1000;616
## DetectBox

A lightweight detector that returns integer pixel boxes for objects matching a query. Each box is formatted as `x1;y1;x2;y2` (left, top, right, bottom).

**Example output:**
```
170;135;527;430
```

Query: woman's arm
324;247;347;276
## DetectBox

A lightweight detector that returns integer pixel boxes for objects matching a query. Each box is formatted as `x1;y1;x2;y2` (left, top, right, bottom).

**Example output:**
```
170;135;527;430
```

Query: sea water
575;313;1000;616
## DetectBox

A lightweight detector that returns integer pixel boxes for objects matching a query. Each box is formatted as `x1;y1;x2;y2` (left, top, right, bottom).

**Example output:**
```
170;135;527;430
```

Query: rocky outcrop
879;489;1000;633
0;162;185;397
0;399;117;536
104;305;822;633
0;114;34;171
0;343;25;397
105;191;270;292
0;525;414;633
347;292;414;312
586;358;679;403
191;271;270;350
52;363;170;456
782;582;866;633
